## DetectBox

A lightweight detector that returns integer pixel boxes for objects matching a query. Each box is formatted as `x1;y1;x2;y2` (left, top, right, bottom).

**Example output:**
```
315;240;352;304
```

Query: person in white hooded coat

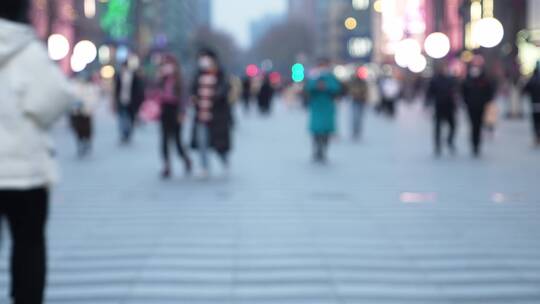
0;1;73;303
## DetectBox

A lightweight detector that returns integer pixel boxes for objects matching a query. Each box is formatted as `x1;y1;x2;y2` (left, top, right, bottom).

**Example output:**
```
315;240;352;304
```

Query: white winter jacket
0;19;73;190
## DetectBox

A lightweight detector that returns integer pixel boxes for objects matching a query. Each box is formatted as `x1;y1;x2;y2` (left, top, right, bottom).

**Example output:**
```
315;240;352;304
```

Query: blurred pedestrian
0;1;74;303
425;65;458;156
305;58;342;163
191;49;232;178
462;64;496;157
242;76;253;114
257;74;275;115
157;54;192;179
522;63;540;146
348;74;369;140
377;73;401;118
70;76;100;157
114;60;144;144
228;75;242;107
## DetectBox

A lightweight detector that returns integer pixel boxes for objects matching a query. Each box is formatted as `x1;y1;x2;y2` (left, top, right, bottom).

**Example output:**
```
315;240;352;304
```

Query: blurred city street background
2;0;540;303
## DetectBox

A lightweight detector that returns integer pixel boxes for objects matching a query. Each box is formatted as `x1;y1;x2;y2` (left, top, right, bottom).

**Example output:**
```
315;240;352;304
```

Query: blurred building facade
288;0;330;59
250;14;285;46
337;0;373;62
289;0;373;63
32;0;212;74
137;0;212;60
288;0;528;75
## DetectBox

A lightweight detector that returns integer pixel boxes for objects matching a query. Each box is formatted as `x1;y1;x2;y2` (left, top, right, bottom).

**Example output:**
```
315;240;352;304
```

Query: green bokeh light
291;63;305;82
100;0;132;40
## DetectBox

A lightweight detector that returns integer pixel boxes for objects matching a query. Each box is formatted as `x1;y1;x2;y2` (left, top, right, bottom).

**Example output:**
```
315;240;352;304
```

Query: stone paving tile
1;103;540;303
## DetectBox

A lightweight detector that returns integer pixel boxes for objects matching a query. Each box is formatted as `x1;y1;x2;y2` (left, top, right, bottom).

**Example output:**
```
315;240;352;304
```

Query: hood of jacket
0;18;35;68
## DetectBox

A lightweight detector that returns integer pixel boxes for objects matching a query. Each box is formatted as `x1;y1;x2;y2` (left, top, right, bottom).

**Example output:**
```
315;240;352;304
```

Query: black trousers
70;114;93;156
532;112;540;140
468;108;485;155
160;104;190;167
434;110;456;154
0;188;48;304
313;134;330;161
380;98;395;117
242;95;251;111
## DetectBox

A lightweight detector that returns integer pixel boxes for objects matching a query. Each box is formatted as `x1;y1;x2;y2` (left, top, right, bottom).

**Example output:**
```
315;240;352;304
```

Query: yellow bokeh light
374;0;383;13
344;17;358;30
100;65;116;79
461;50;474;63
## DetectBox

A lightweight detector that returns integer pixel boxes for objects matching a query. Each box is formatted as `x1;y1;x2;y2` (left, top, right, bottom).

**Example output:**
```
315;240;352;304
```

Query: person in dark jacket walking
461;65;496;157
348;75;369;140
157;54;192;179
426;65;458;156
257;74;275;115
241;76;253;114
114;61;144;144
70;77;100;158
377;74;401;118
522;63;540;146
190;49;232;178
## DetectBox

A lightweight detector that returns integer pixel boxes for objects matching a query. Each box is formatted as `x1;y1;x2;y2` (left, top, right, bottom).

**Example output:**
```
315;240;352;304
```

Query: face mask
199;57;214;70
161;64;175;76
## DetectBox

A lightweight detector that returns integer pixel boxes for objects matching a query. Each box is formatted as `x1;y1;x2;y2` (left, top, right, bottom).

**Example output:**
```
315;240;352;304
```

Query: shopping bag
139;98;161;122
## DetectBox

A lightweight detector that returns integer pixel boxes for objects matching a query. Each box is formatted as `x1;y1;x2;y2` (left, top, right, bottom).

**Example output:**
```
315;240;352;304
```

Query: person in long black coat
426;65;458;156
257;74;275;115
190;48;232;177
461;65;496;157
522;64;540;146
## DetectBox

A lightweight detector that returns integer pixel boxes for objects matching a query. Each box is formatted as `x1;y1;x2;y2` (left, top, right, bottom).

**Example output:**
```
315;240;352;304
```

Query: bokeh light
246;64;259;78
100;65;116;79
408;54;427;73
394;38;421;68
291;63;305;83
357;66;369;79
48;34;70;61
73;40;97;64
98;45;111;64
373;0;383;13
70;55;87;73
473;17;504;48
424;32;450;59
344;17;358;30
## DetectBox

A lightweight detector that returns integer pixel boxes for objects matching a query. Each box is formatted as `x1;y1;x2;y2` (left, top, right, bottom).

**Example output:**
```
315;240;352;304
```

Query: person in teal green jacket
305;58;342;163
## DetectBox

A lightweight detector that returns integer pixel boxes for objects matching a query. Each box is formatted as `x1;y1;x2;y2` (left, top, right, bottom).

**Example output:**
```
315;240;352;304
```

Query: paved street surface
2;99;540;303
